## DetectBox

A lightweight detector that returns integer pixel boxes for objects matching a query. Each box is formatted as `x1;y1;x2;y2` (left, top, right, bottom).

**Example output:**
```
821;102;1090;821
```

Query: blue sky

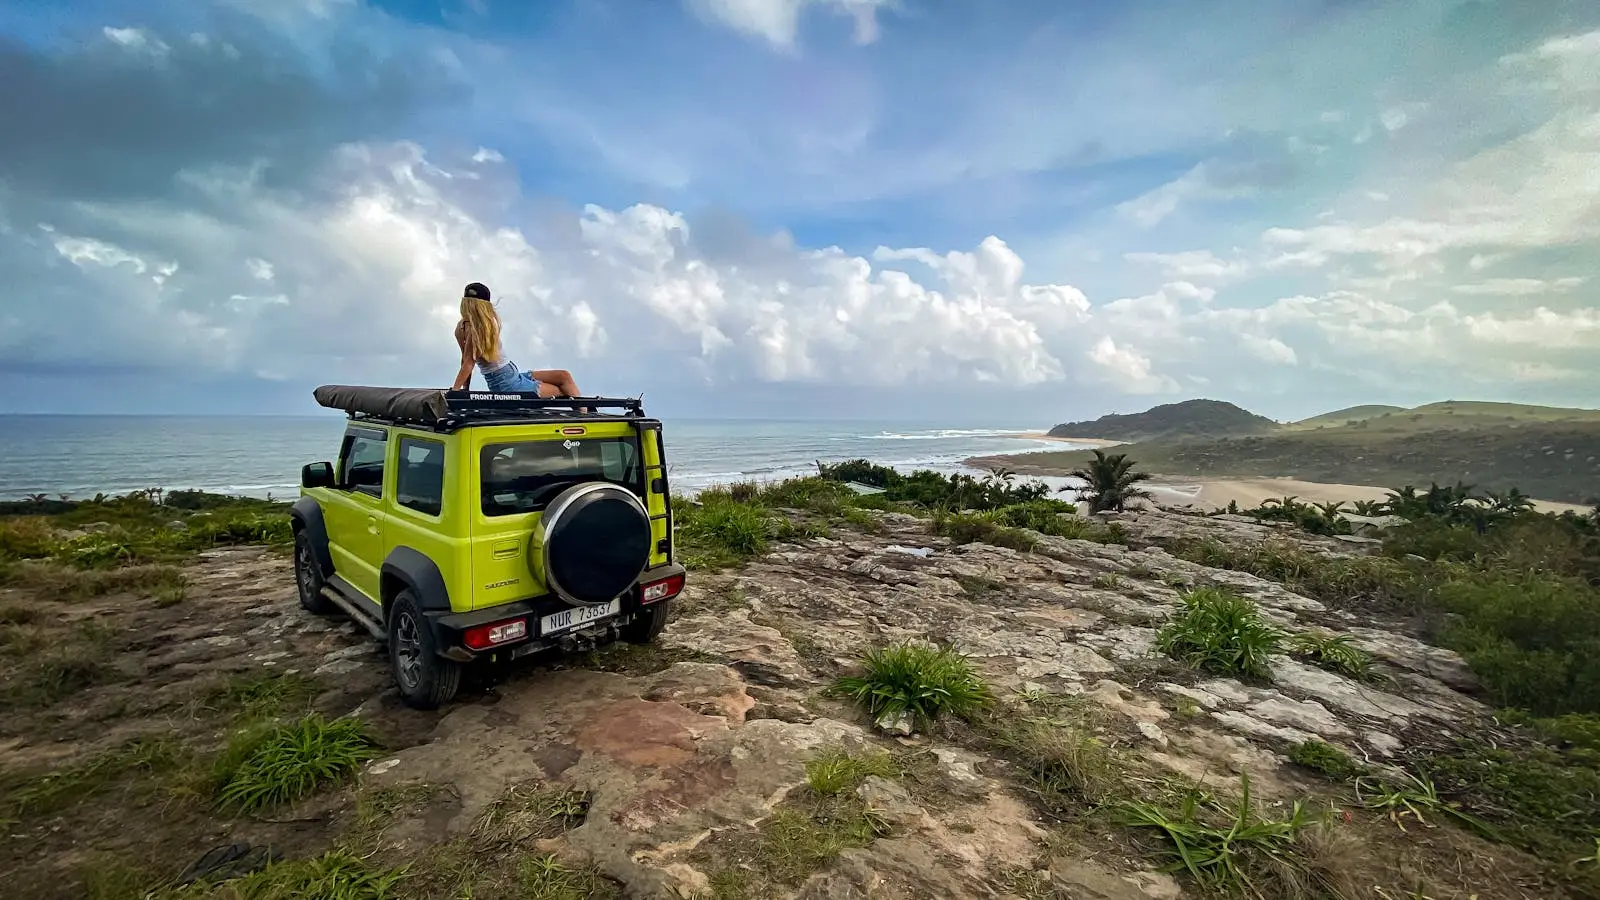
1;0;1598;422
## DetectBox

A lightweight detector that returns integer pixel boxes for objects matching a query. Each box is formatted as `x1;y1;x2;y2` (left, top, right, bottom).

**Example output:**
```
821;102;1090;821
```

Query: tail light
463;618;528;650
640;573;685;604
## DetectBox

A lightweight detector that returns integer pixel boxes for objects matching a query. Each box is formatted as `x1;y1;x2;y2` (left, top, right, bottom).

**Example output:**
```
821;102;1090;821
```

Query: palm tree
1058;450;1153;512
1315;501;1346;521
1351;500;1385;517
25;493;47;504
1486;487;1534;514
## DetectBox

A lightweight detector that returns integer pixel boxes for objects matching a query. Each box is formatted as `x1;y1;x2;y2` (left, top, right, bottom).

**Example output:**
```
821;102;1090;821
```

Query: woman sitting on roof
450;282;585;403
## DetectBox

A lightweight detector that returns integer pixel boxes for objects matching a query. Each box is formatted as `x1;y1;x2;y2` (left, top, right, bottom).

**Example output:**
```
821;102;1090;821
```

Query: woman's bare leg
531;369;581;398
534;369;589;412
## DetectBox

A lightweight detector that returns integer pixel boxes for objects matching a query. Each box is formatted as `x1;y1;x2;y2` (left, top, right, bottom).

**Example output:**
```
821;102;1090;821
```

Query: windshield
480;436;641;516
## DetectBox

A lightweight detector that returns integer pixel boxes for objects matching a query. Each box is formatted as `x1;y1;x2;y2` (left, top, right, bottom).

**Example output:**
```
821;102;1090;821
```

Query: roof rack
313;385;646;431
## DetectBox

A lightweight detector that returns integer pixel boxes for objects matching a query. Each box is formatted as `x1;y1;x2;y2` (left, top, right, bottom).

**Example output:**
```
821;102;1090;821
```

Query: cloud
684;0;893;50
1124;250;1250;282
1087;337;1179;394
1451;277;1585;296
1;140;1095;395
0;24;459;203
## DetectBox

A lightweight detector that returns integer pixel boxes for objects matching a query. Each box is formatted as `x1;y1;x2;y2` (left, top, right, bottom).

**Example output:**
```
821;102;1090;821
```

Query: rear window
480;437;641;516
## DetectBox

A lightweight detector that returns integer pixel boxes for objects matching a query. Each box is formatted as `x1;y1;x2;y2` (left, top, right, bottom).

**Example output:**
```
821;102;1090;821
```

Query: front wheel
294;530;335;615
621;600;671;644
387;590;461;710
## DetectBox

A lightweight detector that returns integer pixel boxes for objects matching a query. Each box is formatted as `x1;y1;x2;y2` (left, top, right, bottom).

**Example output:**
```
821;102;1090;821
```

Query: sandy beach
985;436;1592;515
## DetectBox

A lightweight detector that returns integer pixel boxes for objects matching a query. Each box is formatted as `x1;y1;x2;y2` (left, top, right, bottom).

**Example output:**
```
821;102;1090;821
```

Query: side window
600;441;637;482
397;438;445;516
339;429;388;498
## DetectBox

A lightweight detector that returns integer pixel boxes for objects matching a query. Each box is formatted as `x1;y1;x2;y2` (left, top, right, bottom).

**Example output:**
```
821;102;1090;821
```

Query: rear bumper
428;562;687;661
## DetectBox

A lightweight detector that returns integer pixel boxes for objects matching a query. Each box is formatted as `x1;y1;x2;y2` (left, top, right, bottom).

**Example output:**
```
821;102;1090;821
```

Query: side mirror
302;462;335;489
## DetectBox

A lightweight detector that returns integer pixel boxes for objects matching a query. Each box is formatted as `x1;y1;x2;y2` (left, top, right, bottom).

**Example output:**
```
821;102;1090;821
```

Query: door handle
367;516;379;534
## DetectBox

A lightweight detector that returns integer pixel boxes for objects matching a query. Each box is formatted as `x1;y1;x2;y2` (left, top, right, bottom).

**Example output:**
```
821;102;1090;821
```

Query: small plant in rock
193;849;406;900
1091;573;1127;590
804;748;901;797
1155;587;1284;680
1287;631;1380;682
1119;775;1315;897
1289;740;1366;781
831;642;993;731
1355;770;1485;834
214;715;376;814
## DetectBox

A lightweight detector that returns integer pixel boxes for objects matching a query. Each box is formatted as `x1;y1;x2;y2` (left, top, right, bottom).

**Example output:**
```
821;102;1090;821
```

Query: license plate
539;600;621;636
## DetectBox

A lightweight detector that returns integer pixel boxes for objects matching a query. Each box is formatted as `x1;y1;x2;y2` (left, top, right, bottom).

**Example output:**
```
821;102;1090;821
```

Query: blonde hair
459;296;501;361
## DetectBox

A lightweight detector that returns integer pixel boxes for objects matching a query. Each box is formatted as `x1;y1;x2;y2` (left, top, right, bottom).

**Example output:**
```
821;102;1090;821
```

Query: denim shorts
482;361;542;394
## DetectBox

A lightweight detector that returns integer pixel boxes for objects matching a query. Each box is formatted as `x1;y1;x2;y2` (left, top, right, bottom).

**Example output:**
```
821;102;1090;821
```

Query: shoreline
1004;432;1125;448
965;453;1593;515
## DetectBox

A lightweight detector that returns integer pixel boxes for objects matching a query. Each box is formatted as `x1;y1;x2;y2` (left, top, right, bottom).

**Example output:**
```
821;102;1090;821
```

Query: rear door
325;425;388;603
468;421;644;612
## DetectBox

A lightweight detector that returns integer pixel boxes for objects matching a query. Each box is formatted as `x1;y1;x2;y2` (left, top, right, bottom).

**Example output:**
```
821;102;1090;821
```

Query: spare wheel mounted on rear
536;482;653;606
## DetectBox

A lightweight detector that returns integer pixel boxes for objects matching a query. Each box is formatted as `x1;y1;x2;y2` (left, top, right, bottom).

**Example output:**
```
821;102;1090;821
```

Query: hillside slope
1288;405;1405;429
1047;398;1277;442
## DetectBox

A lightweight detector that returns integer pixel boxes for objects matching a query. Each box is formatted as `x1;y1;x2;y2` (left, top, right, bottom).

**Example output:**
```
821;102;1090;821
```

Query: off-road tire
387;589;461;710
622;600;671;644
294;529;335;615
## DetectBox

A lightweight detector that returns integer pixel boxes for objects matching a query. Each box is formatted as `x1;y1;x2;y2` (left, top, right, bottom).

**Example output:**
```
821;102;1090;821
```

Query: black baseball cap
464;282;491;301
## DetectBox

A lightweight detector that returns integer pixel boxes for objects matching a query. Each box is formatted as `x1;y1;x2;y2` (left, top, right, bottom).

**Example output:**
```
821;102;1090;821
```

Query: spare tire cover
538;483;652;606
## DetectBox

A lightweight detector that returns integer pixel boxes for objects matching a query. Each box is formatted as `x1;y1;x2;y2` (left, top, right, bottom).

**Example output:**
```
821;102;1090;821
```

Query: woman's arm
450;322;475;391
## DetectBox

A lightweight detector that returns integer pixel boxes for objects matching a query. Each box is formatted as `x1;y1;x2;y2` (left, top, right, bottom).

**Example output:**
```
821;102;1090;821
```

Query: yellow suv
291;386;685;709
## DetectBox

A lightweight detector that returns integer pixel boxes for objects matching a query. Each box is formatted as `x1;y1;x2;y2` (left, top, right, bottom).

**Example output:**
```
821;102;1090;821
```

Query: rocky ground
0;509;1578;899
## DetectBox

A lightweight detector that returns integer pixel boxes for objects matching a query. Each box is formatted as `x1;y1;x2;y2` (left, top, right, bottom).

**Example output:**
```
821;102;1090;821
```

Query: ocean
0;415;1083;501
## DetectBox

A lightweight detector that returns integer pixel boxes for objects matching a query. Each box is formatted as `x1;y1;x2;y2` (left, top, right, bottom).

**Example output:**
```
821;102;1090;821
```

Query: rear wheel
294;529;335;615
387;590;461;710
622;600;671;644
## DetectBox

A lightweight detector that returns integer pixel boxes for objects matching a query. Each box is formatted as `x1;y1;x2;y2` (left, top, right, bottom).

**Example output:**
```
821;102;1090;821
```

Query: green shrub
674;495;773;568
832;642;993;729
1155;587;1284;680
0;517;60;560
214;715;375;814
930;510;1038;551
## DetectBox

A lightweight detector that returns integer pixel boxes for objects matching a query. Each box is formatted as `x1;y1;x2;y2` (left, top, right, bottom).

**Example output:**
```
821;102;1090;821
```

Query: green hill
1287;405;1405;430
1046;399;1277;442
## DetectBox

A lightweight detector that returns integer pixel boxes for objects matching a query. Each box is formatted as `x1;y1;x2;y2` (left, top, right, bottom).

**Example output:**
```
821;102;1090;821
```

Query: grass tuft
214;715;375;814
804;748;900;796
517;854;616;900
673;494;774;569
6;737;185;818
1287;740;1366;781
169;849;405;899
1119;775;1318;897
831;642;993;730
205;672;322;722
984;716;1120;814
1155;587;1284;680
1287;631;1380;682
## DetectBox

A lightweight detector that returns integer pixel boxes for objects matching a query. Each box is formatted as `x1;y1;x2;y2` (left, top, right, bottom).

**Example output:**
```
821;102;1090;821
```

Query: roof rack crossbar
442;390;643;416
313;385;647;427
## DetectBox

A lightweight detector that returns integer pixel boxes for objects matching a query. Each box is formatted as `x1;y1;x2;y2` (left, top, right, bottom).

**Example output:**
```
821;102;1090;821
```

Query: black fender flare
380;546;452;615
290;497;334;577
